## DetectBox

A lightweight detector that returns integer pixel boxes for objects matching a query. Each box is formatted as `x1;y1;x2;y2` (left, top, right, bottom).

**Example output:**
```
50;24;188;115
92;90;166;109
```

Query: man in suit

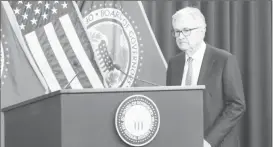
166;7;246;147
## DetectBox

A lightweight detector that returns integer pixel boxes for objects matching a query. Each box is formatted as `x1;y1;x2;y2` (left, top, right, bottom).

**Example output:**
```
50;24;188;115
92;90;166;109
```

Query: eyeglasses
171;27;200;37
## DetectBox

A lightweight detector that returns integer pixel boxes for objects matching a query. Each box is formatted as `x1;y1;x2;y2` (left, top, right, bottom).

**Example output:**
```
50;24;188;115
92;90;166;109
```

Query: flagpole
1;1;50;94
271;1;273;147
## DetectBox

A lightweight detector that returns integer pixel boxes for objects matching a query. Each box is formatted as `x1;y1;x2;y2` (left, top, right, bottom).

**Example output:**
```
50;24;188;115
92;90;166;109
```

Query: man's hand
203;139;211;147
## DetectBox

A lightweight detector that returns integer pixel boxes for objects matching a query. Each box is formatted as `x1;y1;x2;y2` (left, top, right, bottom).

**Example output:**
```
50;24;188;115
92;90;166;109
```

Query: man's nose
177;33;186;40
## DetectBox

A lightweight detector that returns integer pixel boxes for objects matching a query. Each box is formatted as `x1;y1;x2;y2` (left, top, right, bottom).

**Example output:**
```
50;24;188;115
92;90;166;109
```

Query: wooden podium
2;86;205;147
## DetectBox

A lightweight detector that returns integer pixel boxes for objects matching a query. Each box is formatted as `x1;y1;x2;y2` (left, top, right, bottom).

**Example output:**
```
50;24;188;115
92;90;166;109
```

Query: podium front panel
61;89;203;147
4;95;62;147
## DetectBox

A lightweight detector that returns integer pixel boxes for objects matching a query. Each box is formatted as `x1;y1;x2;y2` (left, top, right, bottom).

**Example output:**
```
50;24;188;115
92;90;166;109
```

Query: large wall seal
84;4;143;88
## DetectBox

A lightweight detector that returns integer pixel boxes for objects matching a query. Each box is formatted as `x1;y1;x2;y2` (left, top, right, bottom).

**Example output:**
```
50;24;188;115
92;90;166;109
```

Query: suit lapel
173;53;185;85
197;45;215;85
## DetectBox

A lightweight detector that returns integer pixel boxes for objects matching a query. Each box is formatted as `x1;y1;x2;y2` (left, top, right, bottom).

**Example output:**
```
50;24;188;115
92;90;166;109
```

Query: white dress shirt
180;42;211;147
181;41;206;86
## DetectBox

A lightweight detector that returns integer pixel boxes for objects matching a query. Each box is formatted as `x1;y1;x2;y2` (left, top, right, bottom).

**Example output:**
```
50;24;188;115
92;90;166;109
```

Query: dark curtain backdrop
142;1;272;147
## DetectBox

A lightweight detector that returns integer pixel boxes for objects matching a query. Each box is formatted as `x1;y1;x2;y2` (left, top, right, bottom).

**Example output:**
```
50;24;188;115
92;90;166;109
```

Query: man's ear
201;27;206;39
201;27;206;32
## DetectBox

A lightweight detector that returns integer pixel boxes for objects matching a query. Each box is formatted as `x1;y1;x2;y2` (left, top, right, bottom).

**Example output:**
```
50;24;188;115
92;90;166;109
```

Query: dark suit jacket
166;44;246;147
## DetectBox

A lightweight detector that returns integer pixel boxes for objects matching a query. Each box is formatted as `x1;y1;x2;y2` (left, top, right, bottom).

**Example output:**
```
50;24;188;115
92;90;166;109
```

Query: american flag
2;1;104;91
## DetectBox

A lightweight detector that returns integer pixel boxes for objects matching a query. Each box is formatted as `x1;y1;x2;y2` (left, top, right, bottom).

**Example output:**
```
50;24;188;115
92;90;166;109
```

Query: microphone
113;64;161;86
63;61;81;89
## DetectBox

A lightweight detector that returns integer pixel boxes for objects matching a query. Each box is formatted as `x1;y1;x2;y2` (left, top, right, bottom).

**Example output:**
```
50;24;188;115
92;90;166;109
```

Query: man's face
172;15;205;52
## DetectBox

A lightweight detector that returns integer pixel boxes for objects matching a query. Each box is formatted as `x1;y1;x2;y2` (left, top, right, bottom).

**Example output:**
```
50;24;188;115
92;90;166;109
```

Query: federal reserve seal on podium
115;95;160;146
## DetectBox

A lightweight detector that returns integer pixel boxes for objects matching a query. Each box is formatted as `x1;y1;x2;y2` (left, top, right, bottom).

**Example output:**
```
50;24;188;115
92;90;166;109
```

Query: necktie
185;57;193;86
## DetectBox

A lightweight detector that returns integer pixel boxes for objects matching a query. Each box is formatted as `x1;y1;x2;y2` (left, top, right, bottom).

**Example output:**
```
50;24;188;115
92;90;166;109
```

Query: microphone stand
114;65;160;86
63;71;80;89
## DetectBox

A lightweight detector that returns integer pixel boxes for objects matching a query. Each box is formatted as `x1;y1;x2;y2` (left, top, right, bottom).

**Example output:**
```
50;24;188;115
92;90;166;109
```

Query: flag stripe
36;27;70;89
59;14;103;88
54;19;92;88
25;31;61;91
44;23;83;89
72;1;104;84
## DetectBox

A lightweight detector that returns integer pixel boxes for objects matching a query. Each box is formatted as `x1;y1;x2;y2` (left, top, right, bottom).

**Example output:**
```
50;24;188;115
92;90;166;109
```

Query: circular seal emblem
83;3;144;88
115;95;160;146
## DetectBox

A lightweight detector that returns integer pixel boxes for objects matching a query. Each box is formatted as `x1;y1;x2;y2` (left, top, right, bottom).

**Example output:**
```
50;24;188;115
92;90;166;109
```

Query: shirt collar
186;41;206;61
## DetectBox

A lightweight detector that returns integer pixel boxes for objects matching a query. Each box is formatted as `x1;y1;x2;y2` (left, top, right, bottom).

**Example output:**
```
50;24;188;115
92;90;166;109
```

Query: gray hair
172;7;206;28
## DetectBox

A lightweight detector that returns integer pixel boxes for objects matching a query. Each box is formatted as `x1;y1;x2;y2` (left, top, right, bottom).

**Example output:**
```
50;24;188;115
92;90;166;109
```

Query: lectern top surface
59;85;205;93
2;85;205;112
